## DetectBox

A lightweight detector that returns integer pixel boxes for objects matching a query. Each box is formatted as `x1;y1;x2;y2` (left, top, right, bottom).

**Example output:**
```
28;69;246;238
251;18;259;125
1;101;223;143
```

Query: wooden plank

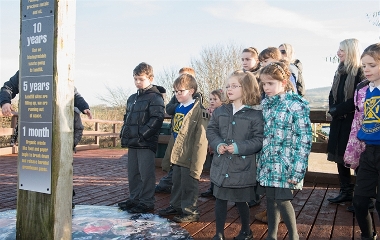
274;182;314;239
0;128;14;136
308;184;339;239
82;131;118;137
0;147;14;155
309;111;331;123
330;186;354;239
311;142;327;153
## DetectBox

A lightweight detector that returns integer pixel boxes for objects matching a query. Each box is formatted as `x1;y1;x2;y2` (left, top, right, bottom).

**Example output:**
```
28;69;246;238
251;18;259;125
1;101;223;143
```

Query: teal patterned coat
257;92;312;190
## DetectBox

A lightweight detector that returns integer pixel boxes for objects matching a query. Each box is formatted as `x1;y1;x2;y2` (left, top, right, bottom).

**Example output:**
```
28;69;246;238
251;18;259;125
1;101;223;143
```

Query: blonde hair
361;43;380;64
279;43;295;63
226;70;261;105
173;73;198;96
339;38;362;76
178;67;195;77
259;61;295;93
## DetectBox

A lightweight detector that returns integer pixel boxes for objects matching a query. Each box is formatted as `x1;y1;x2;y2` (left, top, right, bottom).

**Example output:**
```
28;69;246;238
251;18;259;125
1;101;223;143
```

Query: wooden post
95;122;99;145
16;0;76;239
112;123;116;147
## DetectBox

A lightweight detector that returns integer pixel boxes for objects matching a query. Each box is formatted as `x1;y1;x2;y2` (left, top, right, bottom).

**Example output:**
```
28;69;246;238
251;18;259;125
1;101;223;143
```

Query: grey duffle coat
206;104;264;188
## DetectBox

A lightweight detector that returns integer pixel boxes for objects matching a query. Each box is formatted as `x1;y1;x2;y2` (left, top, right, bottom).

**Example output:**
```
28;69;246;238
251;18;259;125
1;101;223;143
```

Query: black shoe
172;214;200;223
200;188;214;198
327;184;354;204
127;203;154;214
158;205;182;216
212;234;225;240
248;199;261;208
118;199;139;211
233;230;253;240
155;185;172;194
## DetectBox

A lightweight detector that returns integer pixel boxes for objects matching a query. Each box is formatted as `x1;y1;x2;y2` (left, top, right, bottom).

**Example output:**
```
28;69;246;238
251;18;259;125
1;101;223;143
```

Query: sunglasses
280;50;286;54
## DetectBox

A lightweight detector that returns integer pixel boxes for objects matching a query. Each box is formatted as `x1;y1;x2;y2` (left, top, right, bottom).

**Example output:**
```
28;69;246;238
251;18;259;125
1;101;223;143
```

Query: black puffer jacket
120;85;165;153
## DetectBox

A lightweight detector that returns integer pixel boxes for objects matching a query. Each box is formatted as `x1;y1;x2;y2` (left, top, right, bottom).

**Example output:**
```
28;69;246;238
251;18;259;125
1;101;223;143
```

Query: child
242;47;260;76
158;73;209;223
200;89;224;198
207;70;263;240
353;43;380;240
155;67;197;194
257;62;312;240
279;43;305;96
119;62;165;213
258;47;282;67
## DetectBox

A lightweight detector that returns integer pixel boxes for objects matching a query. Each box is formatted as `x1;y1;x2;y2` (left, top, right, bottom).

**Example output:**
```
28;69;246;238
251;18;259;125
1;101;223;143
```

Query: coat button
225;174;229;178
232;121;236;125
242;156;246;159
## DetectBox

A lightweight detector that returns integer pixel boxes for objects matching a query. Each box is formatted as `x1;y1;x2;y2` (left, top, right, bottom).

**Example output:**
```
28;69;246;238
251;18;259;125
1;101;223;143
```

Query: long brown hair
226;70;261;105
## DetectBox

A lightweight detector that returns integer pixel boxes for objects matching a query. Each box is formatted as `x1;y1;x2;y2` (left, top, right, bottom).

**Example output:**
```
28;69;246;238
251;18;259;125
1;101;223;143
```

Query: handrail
0;110;331;155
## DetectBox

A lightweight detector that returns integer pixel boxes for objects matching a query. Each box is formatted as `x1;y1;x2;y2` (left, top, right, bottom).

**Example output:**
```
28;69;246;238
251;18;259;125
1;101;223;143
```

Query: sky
1;0;379;106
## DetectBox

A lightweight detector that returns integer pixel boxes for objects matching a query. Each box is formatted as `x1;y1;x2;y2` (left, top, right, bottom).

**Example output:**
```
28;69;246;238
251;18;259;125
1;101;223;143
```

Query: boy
119;62;165;213
158;73;209;223
155;67;197;194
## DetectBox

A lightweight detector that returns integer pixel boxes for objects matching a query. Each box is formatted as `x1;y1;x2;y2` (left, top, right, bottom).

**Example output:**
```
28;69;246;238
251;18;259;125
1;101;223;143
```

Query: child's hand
218;144;228;154
287;179;298;185
226;144;235;154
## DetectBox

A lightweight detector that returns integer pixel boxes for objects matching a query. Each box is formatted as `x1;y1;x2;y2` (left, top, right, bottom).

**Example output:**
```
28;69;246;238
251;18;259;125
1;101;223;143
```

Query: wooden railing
77;118;123;151
0;110;330;155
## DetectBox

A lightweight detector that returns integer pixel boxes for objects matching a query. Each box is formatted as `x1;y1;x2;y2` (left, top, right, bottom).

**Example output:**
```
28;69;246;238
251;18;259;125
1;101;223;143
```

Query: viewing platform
1;149;379;239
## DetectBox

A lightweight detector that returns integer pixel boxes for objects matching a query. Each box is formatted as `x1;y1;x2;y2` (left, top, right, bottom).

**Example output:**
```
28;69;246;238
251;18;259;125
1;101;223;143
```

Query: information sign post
16;0;76;239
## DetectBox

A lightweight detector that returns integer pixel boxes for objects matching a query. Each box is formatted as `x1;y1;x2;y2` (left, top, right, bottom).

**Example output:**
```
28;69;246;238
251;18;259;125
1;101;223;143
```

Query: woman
327;39;363;204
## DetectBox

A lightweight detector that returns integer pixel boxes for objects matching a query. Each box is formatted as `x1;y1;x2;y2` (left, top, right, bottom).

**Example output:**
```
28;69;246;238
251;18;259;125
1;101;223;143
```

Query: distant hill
304;86;330;109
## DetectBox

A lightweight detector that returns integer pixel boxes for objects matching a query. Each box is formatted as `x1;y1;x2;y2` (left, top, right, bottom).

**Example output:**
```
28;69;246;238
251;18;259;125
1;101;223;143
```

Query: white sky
1;0;379;105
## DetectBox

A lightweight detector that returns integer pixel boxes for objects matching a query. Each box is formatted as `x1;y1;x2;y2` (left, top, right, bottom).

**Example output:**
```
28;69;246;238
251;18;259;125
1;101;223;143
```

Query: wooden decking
1;149;379;240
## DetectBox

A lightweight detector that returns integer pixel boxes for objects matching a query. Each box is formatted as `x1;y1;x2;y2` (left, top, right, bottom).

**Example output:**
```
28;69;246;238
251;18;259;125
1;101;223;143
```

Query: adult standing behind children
207;70;264;240
279;43;305;96
158;74;209;223
258;62;312;240
353;43;380;240
118;62;165;214
327;39;364;204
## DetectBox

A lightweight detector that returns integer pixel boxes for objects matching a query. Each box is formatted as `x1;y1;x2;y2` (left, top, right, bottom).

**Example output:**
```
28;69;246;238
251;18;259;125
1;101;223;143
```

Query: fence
0;110;330;156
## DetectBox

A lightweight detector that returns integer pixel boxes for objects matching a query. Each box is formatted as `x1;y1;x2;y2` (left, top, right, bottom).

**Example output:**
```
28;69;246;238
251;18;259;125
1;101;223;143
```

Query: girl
200;89;224;198
257;62;312;240
241;47;260;75
353;43;380;240
327;39;364;204
207;70;264;240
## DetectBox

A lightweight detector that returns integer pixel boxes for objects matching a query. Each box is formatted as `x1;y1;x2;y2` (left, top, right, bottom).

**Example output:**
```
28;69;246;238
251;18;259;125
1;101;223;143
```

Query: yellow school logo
172;113;185;133
364;96;380;123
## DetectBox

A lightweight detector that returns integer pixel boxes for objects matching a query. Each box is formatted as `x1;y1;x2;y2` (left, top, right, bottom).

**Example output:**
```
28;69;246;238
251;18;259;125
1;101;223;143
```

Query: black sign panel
19;0;54;194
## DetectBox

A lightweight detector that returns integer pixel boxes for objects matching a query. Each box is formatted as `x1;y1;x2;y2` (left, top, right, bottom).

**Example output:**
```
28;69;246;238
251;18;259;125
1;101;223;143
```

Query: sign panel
19;0;54;194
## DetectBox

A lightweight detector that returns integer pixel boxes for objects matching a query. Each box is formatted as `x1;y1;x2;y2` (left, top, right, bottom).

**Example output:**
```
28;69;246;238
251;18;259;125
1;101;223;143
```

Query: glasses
172;89;189;95
280;50;286;54
225;85;241;89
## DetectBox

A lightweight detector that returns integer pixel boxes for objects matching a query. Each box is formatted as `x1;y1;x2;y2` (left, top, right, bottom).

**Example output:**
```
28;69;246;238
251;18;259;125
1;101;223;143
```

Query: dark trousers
127;148;156;208
170;164;199;215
